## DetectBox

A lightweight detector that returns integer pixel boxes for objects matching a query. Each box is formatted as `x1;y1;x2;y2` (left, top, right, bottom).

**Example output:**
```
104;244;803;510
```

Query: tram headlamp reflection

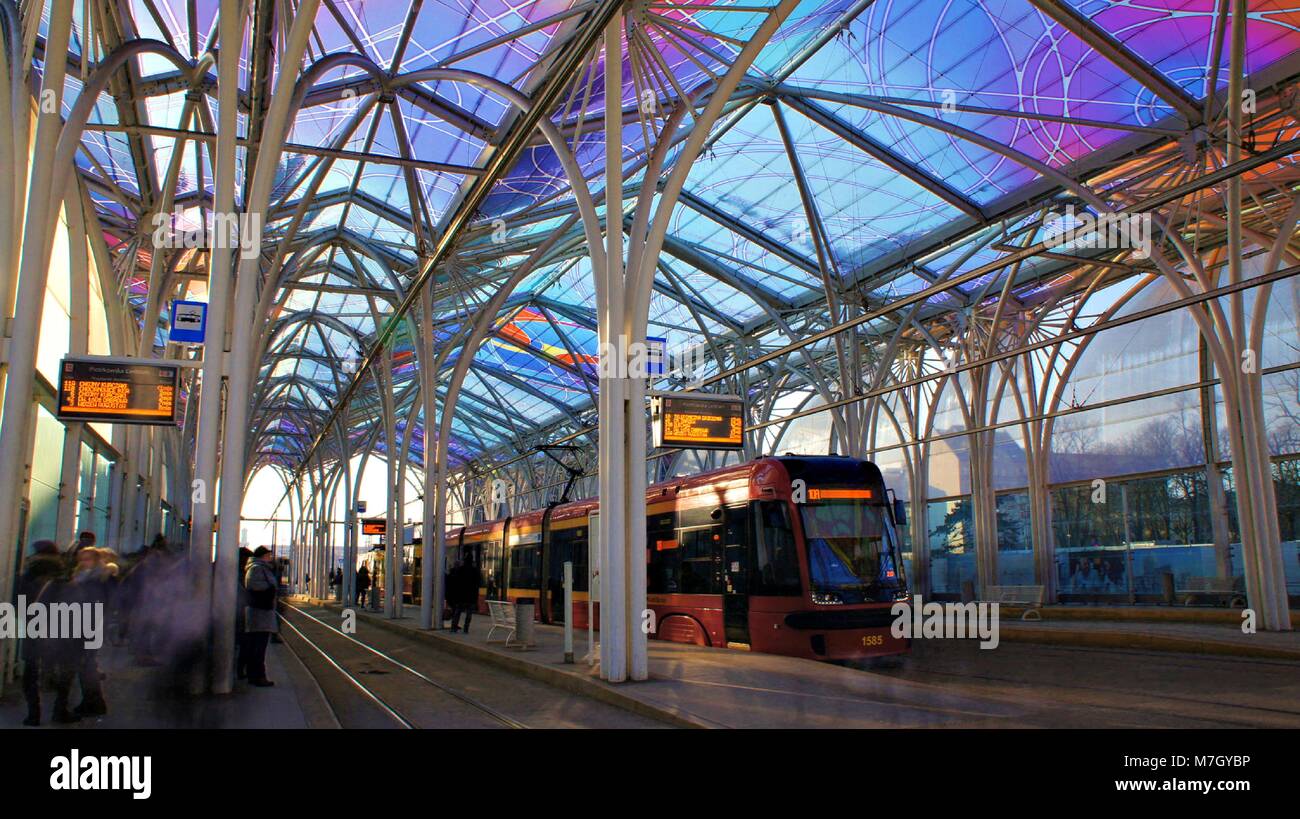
811;592;844;605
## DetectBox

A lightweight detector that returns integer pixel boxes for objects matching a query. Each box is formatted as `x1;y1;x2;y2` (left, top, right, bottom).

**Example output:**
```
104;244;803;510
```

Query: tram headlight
811;591;844;605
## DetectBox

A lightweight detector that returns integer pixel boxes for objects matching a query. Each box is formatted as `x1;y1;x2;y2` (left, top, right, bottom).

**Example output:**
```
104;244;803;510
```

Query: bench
1177;576;1246;608
485;600;518;645
982;585;1045;620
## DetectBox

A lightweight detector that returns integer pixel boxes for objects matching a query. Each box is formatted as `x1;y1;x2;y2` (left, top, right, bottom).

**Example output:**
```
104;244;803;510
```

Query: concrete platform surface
331;602;1300;729
1;636;336;730
1000;617;1300;660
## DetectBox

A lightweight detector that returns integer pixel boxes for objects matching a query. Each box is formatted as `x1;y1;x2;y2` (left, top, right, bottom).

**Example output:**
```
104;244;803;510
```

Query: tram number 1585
861;634;883;647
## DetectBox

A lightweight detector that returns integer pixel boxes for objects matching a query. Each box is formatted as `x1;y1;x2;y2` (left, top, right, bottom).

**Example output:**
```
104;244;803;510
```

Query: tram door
722;504;751;645
465;541;484;602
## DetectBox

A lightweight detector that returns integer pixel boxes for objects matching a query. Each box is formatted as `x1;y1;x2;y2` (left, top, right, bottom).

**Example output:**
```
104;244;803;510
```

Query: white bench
485;600;518;645
1177;576;1246;608
983;585;1045;620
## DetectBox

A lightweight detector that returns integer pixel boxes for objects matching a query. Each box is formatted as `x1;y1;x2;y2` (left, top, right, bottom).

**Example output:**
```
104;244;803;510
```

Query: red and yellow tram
444;456;910;662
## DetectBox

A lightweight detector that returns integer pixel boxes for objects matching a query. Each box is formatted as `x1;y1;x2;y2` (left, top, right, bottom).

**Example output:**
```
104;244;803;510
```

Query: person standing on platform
243;547;279;687
18;540;75;726
449;556;481;633
356;564;371;606
69;547;117;718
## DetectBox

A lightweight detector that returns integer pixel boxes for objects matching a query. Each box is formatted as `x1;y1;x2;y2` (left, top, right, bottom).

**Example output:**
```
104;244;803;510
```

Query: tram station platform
322;600;1300;729
1;634;337;730
998;610;1300;660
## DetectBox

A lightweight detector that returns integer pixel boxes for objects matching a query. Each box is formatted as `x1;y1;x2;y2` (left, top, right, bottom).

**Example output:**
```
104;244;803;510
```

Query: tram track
279;603;527;729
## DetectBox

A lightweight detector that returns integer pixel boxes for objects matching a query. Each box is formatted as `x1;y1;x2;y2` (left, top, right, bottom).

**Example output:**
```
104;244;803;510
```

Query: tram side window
509;544;540;590
679;526;722;594
753;501;802;596
647;515;679;595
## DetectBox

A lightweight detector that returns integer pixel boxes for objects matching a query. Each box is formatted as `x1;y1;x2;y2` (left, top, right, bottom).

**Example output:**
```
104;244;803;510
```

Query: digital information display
361;518;387;535
57;357;179;425
652;394;744;450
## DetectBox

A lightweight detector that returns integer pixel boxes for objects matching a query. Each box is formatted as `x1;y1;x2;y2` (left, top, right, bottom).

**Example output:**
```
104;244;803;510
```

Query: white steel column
191;0;243;630
0;0;74;691
597;12;630;682
211;0;323;692
55;184;91;548
381;347;399;618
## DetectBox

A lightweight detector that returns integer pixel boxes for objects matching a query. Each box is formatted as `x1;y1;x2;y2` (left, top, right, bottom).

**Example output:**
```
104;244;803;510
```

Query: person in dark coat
69;547;118;718
356;564;371;606
449;556;481;633
19;541;75;726
242;547;279;687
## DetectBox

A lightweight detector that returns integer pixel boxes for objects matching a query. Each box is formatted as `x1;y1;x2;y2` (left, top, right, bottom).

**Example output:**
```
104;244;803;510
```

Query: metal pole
563;560;574;663
420;286;436;629
587;516;597;665
1120;482;1134;603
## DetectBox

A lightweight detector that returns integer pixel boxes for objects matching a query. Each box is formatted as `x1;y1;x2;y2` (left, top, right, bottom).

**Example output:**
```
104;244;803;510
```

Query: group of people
18;531;187;726
1064;555;1126;593
343;556;479;630
19;530;485;724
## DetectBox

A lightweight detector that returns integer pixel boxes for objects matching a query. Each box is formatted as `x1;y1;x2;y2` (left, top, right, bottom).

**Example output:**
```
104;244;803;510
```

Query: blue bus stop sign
169;300;208;344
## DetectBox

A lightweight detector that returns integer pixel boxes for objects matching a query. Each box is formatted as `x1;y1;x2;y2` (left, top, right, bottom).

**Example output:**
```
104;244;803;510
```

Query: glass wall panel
1225;459;1300;596
927;497;974;596
996;492;1033;584
1052;482;1127;596
1053;470;1228;600
771;390;832;455
928;379;971;497
1261;369;1300;457
990;425;1029;490
1124;471;1220;595
1050;392;1205;484
26;406;66;550
92;450;114;543
1073;280;1200;404
1276;458;1300;595
77;441;95;539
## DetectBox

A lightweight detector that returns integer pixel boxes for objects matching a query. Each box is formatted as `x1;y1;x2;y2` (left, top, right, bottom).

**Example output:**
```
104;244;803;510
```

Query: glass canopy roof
49;0;1300;475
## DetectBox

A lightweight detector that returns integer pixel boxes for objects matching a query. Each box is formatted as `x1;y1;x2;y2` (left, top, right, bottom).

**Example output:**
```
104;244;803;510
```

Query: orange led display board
361;518;387;535
651;394;744;451
57;357;179;426
807;488;875;501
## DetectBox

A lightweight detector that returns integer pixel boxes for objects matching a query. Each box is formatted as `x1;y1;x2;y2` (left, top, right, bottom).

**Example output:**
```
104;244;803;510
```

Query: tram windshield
800;499;905;604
